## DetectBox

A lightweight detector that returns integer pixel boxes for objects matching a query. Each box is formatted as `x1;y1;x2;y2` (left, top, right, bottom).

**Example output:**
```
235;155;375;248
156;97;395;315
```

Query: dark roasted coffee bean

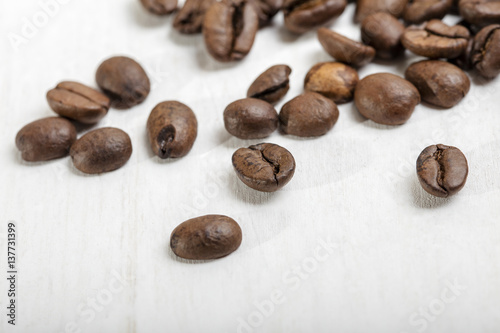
401;20;470;59
140;0;177;15
224;98;278;139
354;73;420;125
232;143;295;192
471;24;500;79
361;12;405;59
250;0;283;26
203;0;258;62
304;62;359;104
279;92;339;137
95;56;150;109
405;60;470;108
247;65;292;104
416;144;468;197
403;0;453;24
283;0;346;34
317;28;376;67
147;101;198;158
355;0;407;22
15;117;77;162
70;127;132;174
46;81;110;124
174;0;216;34
170;215;242;260
459;0;500;27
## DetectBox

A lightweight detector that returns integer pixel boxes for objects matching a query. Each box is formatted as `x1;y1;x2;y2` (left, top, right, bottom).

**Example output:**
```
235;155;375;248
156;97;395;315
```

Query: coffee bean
174;0;216;34
405;60;470;108
232;143;295;192
46;81;110;124
416;144;468;197
283;0;347;34
147;101;198;158
250;0;283;26
247;65;292;104
403;0;453;24
304;62;359;104
140;0;177;15
95;56;150;109
355;0;407;22
170;215;242;260
203;0;258;62
279;92;339;137
354;73;420;125
449;37;474;70
401;20;470;59
16;117;77;162
471;24;500;79
361;12;405;59
459;0;500;27
70;127;132;174
317;28;376;67
224;98;278;139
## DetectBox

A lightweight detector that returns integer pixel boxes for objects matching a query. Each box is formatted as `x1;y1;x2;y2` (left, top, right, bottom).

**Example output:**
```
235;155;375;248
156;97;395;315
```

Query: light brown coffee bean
403;0;453;24
459;0;500;27
317;28;376;67
247;65;292;104
224;98;278;139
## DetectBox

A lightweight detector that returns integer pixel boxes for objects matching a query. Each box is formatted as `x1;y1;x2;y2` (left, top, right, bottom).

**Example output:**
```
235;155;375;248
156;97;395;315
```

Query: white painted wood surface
1;1;500;332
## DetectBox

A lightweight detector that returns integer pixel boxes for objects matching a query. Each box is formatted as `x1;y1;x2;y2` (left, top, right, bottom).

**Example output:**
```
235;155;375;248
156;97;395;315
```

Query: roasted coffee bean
70;127;132;174
279;92;339;137
250;0;283;26
403;0;453;24
224;98;278;139
203;0;258;62
355;0;407;22
147;101;198;158
170;215;242;260
304;62;359;104
354;73;420;125
450;37;474;70
140;0;177;15
459;0;500;27
247;65;292;104
15;117;77;162
401;20;470;59
283;0;347;34
416;144;468;197
46;81;110;124
232;143;295;192
361;12;405;59
471;24;500;79
174;0;216;34
405;60;470;108
317;28;376;67
95;56;150;109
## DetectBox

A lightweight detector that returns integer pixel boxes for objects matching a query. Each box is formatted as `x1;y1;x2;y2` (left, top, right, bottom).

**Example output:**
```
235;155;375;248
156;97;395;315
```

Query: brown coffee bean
403;0;453;24
95;56;150;109
471;24;500;79
70;127;132;174
46;81;110;124
361;12;405;59
170;215;242;260
140;0;177;15
279;92;339;137
147;101;198;159
224;98;278;139
174;0;216;34
247;65;292;104
250;0;283;26
355;0;407;22
283;0;347;34
232;143;295;192
317;28;376;67
203;0;258;62
417;144;468;197
304;62;359;104
401;20;470;59
354;73;420;125
15;117;77;162
459;0;500;27
405;60;470;108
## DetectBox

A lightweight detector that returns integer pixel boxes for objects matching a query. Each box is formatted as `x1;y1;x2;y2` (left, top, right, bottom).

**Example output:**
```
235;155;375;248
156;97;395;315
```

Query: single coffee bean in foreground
232;143;295;192
224;98;278;139
170;215;242;260
361;12;405;60
304;62;359;104
174;0;216;33
96;56;150;109
203;0;258;62
140;0;177;15
147;101;198;158
283;0;347;34
247;65;292;104
279;92;339;137
354;73;420;125
70;127;132;174
459;0;500;27
250;0;283;26
405;60;470;108
403;0;452;24
46;81;110;124
355;0;407;22
16;117;77;162
417;144;468;197
317;28;375;67
471;24;500;79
